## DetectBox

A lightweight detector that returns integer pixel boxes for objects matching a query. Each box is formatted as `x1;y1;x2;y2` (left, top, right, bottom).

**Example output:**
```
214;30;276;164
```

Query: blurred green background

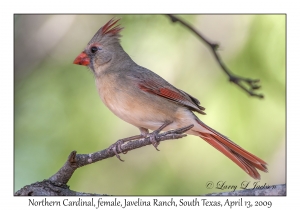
14;15;285;195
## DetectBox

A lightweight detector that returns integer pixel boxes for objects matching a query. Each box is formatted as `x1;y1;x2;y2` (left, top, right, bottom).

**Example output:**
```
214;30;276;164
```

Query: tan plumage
73;18;268;179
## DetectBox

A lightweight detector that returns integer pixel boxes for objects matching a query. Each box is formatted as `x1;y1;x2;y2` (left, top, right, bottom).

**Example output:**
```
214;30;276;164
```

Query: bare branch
26;125;193;187
166;14;264;99
14;180;106;196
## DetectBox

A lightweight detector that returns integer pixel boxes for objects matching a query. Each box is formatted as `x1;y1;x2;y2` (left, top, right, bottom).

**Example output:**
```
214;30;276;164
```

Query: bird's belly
105;96;169;130
102;95;199;134
95;77;198;132
96;81;170;130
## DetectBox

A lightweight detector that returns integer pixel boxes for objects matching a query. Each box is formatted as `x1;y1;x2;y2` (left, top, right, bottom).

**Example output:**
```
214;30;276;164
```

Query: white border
2;0;296;209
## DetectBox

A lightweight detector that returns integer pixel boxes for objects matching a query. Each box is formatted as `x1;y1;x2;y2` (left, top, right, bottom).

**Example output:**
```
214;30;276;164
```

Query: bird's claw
148;121;173;151
149;131;160;151
108;139;126;161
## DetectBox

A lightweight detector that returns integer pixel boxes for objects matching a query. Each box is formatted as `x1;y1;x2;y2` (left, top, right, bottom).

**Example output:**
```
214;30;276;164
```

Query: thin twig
166;14;263;99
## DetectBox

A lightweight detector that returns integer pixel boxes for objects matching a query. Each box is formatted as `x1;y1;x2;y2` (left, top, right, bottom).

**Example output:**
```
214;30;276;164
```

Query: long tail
193;119;268;180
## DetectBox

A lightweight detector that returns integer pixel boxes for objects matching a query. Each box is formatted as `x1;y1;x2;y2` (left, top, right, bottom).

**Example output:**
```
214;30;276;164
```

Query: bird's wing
126;72;206;115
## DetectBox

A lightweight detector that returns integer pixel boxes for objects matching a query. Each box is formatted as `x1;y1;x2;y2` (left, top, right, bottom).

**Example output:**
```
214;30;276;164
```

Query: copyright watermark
205;181;276;192
206;181;214;189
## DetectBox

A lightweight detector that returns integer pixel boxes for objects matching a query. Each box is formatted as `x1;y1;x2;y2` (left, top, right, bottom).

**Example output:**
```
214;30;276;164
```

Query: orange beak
73;52;90;66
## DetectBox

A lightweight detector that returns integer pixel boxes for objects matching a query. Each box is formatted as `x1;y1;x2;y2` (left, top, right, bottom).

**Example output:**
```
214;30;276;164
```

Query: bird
73;18;268;180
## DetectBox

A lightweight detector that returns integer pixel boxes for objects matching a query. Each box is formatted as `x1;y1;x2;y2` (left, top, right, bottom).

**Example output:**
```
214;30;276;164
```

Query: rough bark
206;184;286;196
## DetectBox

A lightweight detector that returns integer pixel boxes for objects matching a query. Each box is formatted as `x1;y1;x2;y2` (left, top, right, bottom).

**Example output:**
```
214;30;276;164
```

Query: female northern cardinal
73;18;268;179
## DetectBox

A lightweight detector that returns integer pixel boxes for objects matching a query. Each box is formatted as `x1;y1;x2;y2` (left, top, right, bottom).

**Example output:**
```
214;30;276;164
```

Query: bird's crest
89;18;123;45
101;18;123;35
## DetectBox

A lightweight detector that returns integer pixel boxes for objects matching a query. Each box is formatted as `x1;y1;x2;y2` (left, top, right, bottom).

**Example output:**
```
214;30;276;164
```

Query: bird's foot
149;131;161;151
108;133;145;161
148;121;173;151
108;139;126;162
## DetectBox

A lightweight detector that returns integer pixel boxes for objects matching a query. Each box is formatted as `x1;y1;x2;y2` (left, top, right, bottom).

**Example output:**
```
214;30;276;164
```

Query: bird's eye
91;46;98;53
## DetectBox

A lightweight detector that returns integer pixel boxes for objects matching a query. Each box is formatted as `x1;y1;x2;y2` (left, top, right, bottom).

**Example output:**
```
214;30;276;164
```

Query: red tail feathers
195;120;268;179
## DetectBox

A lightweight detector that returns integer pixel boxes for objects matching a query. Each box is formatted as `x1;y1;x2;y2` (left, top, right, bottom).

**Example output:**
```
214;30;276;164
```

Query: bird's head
73;18;124;76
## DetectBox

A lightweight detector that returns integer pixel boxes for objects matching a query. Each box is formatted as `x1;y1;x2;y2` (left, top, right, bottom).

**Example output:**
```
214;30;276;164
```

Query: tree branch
14;180;106;196
15;125;193;195
166;14;264;99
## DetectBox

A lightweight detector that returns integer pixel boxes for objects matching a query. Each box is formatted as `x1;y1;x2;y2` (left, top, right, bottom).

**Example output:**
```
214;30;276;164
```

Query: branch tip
167;14;177;23
68;151;77;163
